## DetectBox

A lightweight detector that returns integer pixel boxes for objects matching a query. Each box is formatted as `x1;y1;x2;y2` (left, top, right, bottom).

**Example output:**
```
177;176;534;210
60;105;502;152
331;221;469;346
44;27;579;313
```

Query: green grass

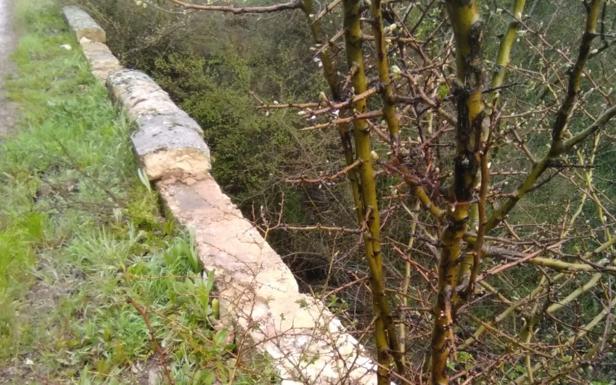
0;1;277;383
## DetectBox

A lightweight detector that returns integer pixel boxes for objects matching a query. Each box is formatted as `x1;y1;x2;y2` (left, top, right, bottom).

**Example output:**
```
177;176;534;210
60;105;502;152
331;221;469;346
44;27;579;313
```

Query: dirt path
0;0;17;138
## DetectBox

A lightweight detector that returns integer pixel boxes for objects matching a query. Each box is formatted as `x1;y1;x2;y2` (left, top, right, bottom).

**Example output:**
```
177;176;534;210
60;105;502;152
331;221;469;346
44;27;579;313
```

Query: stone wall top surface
63;6;106;43
79;38;121;82
106;69;211;181
159;177;379;385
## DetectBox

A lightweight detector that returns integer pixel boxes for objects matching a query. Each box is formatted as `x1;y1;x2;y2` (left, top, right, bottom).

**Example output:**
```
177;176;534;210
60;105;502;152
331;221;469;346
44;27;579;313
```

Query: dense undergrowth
80;0;334;207
0;1;277;383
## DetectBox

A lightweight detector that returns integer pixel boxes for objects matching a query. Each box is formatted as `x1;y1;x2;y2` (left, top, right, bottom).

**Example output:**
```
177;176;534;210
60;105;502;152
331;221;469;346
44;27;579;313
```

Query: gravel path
0;0;17;138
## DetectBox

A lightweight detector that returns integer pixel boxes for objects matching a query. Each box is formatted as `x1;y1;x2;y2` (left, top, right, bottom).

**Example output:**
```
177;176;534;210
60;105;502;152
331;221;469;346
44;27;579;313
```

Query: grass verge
0;1;277;384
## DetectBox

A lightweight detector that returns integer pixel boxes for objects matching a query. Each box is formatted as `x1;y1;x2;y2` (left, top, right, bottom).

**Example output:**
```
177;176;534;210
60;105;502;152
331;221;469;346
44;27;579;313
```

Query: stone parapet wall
63;6;380;385
63;6;106;42
63;6;120;82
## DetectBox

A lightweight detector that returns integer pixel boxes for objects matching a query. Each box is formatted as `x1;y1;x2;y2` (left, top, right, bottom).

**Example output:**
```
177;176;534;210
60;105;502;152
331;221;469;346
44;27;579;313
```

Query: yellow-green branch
432;1;484;384
342;0;402;381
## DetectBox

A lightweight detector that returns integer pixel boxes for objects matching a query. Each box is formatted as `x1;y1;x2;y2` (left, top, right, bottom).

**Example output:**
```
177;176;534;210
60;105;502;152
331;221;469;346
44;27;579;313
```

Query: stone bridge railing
63;6;380;385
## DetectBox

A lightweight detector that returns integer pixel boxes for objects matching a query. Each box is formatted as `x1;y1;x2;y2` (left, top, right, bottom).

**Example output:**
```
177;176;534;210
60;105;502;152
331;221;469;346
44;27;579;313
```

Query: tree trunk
431;1;484;384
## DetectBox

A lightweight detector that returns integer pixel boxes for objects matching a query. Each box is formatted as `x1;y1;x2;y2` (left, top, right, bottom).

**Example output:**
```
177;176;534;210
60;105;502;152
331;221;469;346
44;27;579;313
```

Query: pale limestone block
160;178;295;281
158;177;379;384
131;113;207;157
142;148;210;181
63;6;106;43
106;69;210;180
79;38;121;82
107;69;180;119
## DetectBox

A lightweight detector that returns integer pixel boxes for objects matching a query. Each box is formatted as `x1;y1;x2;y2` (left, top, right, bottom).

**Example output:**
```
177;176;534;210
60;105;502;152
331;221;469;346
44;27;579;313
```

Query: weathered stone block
63;6;106;43
142;149;210;182
107;69;210;180
158;177;379;385
107;69;180;119
79;38;121;82
131;113;206;156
